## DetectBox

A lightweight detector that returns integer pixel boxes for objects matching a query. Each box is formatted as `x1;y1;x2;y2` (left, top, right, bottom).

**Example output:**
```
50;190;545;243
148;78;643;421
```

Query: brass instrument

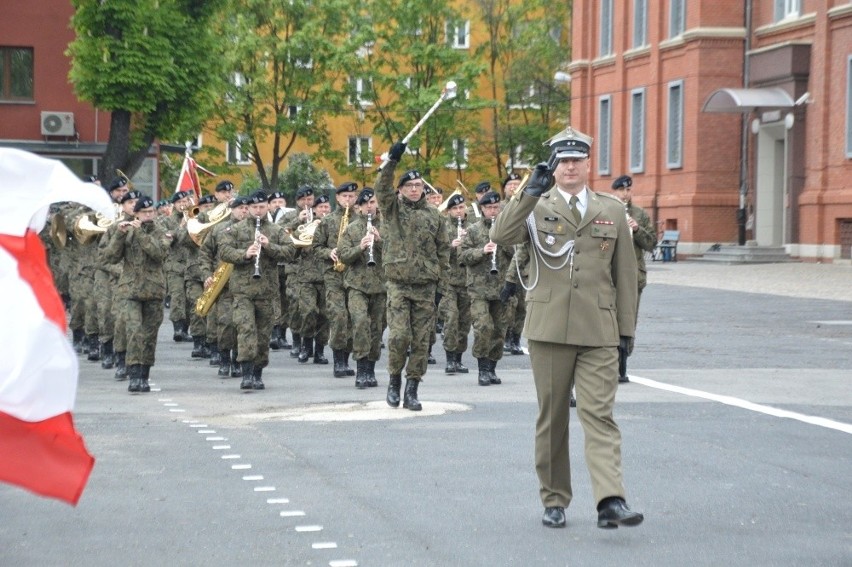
195;262;233;317
115;169;133;189
187;201;231;246
49;211;67;248
252;216;262;279
332;205;350;272
366;213;376;267
73;203;120;245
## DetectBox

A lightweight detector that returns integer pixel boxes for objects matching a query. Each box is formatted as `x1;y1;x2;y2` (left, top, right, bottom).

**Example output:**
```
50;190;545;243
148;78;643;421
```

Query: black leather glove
500;281;518;304
388;141;407;162
618;336;634;357
523;161;554;197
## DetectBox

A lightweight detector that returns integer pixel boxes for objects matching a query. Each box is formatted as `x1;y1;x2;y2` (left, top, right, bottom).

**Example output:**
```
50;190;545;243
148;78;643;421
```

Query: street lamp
553;71;571;85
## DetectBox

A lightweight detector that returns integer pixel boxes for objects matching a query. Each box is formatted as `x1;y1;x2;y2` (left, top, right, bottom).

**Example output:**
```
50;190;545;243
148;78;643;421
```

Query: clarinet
488;218;498;275
366;213;376;267
252;216;262;279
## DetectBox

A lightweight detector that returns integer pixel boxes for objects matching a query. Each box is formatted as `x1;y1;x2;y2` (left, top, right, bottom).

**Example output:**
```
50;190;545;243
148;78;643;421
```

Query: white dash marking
158;398;172;402
254;486;275;492
242;475;263;481
181;419;198;424
280;510;306;517
211;445;231;450
198;429;216;434
163;403;179;407
168;409;186;413
267;498;290;504
189;424;208;428
329;560;358;567
231;464;252;470
221;454;241;459
206;436;226;441
150;388;161;392
312;542;338;550
295;525;322;532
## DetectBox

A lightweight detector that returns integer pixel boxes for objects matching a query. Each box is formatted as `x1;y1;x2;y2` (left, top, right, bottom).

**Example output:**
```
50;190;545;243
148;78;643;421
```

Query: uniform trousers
125;298;165;366
94;270;116;342
285;276;301;334
205;302;218;344
503;294;526;336
347;289;386;361
298;281;327;343
386;281;436;380
528;340;625;508
233;295;273;368
440;285;471;353
166;269;187;322
216;290;236;351
470;297;506;361
324;275;351;352
185;279;204;337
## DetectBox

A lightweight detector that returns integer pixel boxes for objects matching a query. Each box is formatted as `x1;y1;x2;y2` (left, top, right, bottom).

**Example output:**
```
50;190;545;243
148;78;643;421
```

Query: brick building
567;0;852;260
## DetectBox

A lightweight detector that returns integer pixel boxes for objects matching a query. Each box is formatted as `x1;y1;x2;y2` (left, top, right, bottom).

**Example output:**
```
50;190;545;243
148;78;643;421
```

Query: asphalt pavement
1;261;850;567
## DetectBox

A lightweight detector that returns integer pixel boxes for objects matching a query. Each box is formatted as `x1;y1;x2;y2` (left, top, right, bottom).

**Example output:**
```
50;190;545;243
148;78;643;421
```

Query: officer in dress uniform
490;126;644;530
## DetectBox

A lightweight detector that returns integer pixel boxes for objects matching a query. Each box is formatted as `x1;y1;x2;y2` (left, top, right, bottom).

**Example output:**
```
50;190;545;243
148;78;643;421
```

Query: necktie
569;195;582;224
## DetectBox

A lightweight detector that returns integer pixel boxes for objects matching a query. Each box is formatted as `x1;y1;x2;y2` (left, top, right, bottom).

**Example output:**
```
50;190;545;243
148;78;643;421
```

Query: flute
252;216;262;279
366;213;376;267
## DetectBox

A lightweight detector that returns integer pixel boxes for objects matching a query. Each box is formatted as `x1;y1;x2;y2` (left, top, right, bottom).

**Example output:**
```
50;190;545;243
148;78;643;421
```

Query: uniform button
573;283;578;288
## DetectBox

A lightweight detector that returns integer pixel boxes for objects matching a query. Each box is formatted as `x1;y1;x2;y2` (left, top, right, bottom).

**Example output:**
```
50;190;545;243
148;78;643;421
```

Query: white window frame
774;0;801;22
630;88;646;173
508;83;540;110
600;0;613;56
348;136;372;166
598;95;612;176
446;19;471;49
227;133;252;166
510;145;532;169
633;0;648;48
669;0;686;38
667;80;684;169
846;55;852;158
446;138;468;169
350;76;373;107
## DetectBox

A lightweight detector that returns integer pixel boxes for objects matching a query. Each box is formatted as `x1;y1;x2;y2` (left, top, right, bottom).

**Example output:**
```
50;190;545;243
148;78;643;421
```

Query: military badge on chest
592;219;614;252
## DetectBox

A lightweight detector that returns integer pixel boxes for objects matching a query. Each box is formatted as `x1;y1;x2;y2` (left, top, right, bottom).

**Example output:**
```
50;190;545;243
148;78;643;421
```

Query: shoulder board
594;191;624;204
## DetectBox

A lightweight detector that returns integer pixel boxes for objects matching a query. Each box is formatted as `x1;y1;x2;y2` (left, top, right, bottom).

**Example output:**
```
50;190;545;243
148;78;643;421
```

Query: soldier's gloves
500;281;518;304
388;141;407;162
619;336;634;356
524;162;554;197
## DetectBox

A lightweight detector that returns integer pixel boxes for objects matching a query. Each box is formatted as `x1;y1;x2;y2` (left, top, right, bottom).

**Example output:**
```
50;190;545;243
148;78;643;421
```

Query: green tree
272;153;335;202
211;0;360;190
67;0;226;182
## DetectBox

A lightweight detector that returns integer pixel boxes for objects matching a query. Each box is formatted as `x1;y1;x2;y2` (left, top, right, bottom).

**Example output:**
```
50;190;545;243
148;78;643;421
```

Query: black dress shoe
618;375;630;383
597;498;643;529
542;506;566;528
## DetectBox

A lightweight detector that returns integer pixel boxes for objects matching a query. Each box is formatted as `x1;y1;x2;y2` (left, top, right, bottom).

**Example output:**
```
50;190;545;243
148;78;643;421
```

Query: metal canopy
702;87;795;113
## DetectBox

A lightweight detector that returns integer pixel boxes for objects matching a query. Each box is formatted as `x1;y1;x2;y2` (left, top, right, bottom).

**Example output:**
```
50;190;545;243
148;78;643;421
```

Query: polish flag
0;149;114;505
175;155;216;202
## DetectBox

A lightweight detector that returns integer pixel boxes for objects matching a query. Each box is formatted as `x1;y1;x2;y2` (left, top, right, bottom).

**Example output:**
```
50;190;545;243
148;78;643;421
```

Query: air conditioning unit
41;112;75;136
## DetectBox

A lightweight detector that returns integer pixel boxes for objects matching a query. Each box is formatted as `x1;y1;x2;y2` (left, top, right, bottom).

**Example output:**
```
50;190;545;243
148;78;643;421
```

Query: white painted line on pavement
810;320;852;326
150;388;161;392
242;475;263;480
221;454;241;459
168;409;185;413
206;436;226;441
630;376;852;435
312;542;338;549
267;498;290;504
295;525;322;532
329;560;358;567
211;445;231;450
281;510;306;517
163;403;179;407
231;464;251;470
198;429;216;433
189;424;208;428
254;486;275;492
181;419;198;423
158;398;172;402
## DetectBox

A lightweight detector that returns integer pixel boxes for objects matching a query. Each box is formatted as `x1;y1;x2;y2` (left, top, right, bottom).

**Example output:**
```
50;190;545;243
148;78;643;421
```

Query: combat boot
100;339;115;370
230;350;243;378
72;328;84;353
403;379;422;411
313;340;328;364
503;332;512;353
444;350;457;374
509;332;524;356
298;337;314;363
427;345;436;365
87;335;101;361
279;328;292;349
332;350;347;377
218;349;231;377
488;359;502;385
355;358;369;389
253;366;265;390
127;364;142;393
290;334;302;358
139;365;151;393
366;360;378;387
200;337;212;358
181;320;193;341
191;336;205;358
209;344;220;366
386;374;402;408
113;351;127;381
269;326;281;350
477;358;491;386
173;321;185;342
343;352;355;376
455;352;469;374
240;361;254;390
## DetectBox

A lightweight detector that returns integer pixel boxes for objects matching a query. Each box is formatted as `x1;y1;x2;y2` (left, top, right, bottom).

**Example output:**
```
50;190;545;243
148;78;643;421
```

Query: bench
653;230;680;262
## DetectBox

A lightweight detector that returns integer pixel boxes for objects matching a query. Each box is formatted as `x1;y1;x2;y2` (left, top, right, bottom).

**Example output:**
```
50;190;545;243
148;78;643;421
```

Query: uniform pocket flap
528;286;551;303
591;225;617;239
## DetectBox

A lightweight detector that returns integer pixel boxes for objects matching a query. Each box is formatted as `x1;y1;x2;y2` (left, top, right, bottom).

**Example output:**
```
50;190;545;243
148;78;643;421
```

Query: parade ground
2;261;850;566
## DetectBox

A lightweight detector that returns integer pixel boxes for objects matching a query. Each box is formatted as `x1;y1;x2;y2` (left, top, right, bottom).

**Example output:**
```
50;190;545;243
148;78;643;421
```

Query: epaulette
594;191;624;204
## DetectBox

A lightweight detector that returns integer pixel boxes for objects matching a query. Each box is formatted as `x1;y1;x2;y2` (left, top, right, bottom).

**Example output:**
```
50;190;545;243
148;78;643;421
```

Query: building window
0;47;34;101
350;76;373;106
669;0;686;38
667;81;684;168
774;0;800;22
633;0;647;48
446;20;470;49
630;88;645;173
348;136;372;166
510;145;532;169
598;95;612;176
446;138;468;169
600;0;613;56
847;55;852;158
227;134;252;165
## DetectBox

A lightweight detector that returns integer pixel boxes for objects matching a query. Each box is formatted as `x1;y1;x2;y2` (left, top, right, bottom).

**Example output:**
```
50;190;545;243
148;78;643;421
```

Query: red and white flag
175;154;216;201
0;149;113;505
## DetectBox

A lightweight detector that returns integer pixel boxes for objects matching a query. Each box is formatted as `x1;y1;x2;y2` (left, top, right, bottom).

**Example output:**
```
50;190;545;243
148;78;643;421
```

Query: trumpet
252;216;262;279
366;213;376;267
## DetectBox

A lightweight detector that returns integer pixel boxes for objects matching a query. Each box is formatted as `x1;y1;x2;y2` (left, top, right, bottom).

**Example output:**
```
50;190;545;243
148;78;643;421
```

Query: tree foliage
67;0;226;182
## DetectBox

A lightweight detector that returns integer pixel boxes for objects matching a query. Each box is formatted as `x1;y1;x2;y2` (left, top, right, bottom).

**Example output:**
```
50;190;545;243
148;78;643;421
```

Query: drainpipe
737;0;753;245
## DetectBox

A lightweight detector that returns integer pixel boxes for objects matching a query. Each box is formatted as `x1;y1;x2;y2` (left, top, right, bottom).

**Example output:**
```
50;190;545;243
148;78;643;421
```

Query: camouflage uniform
174;216;207;353
66;206;100;352
292;236;328;363
279;209;304;356
501;243;529;354
460;218;514;383
103;219;170;392
160;211;190;339
339;213;385;387
375;160;450;410
439;214;472;371
219;216;295;387
95;210;132;369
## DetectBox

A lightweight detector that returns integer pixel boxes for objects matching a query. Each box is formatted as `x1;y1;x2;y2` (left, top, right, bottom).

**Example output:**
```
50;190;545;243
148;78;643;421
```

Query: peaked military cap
474;181;492;194
336;181;358;194
295;185;314;199
612;175;633;190
120;190;141;204
502;172;522;187
312;194;330;207
447;193;465;209
133;195;155;212
356;188;375;206
546;126;593;159
171;190;191;203
478;190;501;206
397;170;422;188
267;191;286;202
108;177;128;192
